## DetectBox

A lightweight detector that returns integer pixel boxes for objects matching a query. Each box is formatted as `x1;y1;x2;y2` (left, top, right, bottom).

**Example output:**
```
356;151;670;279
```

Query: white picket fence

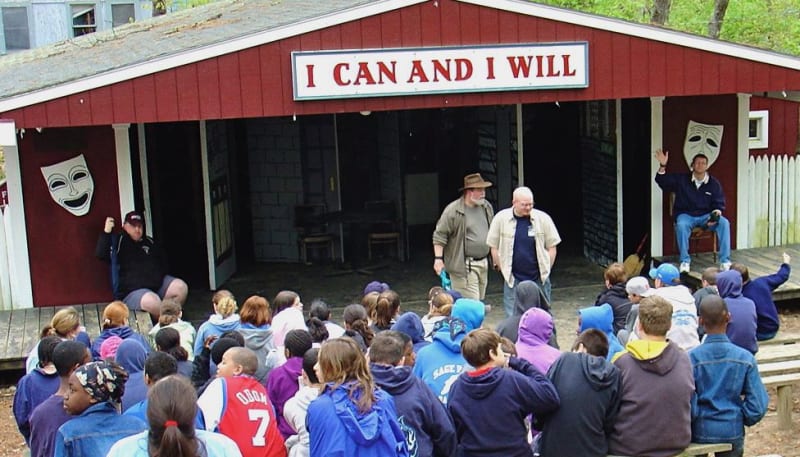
747;155;800;247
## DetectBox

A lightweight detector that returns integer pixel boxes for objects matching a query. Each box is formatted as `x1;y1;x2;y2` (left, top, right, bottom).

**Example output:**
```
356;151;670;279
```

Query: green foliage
535;0;800;56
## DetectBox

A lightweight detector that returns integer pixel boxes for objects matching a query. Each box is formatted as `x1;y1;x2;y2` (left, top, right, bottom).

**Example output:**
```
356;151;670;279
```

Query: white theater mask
40;154;95;216
683;120;722;168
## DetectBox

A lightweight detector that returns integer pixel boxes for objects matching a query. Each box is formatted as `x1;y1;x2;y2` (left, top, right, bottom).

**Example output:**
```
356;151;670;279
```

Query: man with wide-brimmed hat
432;173;494;300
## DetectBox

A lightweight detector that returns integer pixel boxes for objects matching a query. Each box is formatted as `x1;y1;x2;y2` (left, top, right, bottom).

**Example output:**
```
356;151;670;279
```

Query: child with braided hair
53;360;147;457
108;375;241;457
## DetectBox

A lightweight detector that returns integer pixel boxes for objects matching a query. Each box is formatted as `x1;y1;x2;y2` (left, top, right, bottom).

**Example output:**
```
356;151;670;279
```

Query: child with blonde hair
193;290;241;357
26;307;91;373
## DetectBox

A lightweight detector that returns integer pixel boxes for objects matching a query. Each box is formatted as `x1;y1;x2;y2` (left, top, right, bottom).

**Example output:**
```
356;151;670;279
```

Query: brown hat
103;301;130;327
460;173;493;191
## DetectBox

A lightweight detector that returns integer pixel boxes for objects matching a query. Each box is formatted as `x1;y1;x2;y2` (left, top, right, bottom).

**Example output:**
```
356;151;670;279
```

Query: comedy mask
683;121;722;169
40;154;94;217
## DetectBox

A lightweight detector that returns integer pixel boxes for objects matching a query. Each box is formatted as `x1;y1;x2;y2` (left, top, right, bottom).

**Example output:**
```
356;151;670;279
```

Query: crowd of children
12;253;791;457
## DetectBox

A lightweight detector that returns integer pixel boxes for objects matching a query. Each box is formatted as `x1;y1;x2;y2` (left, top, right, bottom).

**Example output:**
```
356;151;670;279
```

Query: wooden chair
365;200;402;260
669;193;718;262
294;204;335;264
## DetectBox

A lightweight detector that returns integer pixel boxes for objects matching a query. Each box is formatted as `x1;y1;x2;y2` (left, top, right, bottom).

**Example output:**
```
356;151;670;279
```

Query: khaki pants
449;258;488;300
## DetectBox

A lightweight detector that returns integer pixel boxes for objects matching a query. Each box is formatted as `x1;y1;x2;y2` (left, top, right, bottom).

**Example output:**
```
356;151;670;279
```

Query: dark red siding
750;96;799;156
6;0;800;127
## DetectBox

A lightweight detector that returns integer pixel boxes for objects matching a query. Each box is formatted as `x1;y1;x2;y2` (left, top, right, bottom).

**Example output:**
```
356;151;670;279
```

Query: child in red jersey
197;346;286;457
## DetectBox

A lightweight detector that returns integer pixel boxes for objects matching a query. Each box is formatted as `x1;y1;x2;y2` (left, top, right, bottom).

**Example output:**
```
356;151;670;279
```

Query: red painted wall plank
497;10;518;44
590;30;613;100
42;97;69;127
111;80;136;124
750;96;799;156
399;5;422;47
735;59;754;93
67;93;92;127
279;37;302;115
154;69;180;121
89;86;113;126
683;48;702;95
132;75;158;120
478;7;499;45
647;40;667;96
439;1;460;46
259;42;284;117
665;46;685;95
752;61;770;92
175;64;200;121
629;37;650;98
378;11;401;48
197;59;222;119
219;53;243;119
419;1;441;46
611;34;631;99
238;47;264;118
700;53;720;94
717;55;738;94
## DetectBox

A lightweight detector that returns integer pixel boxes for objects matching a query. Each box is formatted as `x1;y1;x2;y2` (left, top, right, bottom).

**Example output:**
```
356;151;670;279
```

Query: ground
0;255;798;456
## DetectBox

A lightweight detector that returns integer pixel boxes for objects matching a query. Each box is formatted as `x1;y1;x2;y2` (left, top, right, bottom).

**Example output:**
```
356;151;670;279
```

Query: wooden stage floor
654;243;800;301
0;303;152;371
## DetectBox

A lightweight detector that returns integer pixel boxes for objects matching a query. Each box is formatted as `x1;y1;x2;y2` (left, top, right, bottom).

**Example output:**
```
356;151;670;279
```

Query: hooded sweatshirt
516;307;561;374
391;312;430;353
716;270;758;354
91;326;151;361
743;262;790;337
539;352;621;457
608;340;694;457
268;356;304;438
307;383;408;457
283;385;320;457
650;285;700;351
370;363;456;457
578;304;624;362
148;320;196;361
448;357;560;457
496;280;548;343
239;323;276;385
117;338;148;411
595;282;632;334
413;298;485;405
193;314;242;356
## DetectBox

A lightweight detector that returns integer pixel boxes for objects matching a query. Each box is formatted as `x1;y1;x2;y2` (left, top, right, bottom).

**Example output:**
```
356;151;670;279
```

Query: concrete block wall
580;137;618;266
376;112;404;258
246;117;303;262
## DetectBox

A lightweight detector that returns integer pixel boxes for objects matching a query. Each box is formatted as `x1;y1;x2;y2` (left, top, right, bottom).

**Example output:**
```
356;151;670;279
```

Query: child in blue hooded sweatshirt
307;337;408;457
391;312;430;353
715;270;758;354
448;328;560;457
578;304;625;362
91;301;151;360
193;291;241;357
412;298;486;405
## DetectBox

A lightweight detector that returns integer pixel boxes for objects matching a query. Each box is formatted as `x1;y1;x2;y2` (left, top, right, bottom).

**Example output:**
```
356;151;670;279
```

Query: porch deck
654;244;800;301
0;304;152;371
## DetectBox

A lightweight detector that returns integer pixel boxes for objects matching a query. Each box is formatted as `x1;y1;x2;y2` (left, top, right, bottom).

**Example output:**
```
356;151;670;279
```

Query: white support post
136;124;153;236
0;120;33;308
516;103;524;186
113;124;135;221
650;97;665;257
615;99;624;262
737;93;751;248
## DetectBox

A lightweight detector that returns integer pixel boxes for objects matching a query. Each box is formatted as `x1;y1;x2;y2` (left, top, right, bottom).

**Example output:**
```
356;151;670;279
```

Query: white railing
748;155;799;247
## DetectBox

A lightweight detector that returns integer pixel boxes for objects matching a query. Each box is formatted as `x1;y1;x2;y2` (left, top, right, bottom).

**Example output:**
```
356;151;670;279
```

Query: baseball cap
124;211;144;225
625;276;653;296
649;263;680;285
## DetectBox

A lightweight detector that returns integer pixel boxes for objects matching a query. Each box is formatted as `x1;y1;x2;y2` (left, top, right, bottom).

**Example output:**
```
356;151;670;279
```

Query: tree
651;0;671;25
707;0;729;38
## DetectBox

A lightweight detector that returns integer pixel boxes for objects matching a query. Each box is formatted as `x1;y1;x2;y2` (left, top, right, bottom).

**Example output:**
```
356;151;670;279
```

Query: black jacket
96;232;167;298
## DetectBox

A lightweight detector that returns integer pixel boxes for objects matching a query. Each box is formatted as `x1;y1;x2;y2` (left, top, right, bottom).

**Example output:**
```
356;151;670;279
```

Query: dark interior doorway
144;121;209;290
621;98;652;258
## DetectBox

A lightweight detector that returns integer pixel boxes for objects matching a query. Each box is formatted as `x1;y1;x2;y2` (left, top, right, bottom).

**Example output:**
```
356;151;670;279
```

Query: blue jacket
578;304;624;362
91;326;150;360
447;357;559;457
53;401;147;457
689;334;768;443
743;263;790;336
307;382;408;457
193;314;241;356
716;270;758;354
412;299;485;405
116;339;148;411
655;172;725;218
370;363;456;457
391;312;430;353
13;367;59;444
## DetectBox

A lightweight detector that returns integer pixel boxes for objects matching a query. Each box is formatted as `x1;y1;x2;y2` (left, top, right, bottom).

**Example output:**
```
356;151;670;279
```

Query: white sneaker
679;262;691;273
721;262;732;271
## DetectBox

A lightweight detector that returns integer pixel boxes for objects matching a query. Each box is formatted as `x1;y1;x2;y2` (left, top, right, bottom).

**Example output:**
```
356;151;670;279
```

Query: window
749;110;769;149
111;4;135;27
2;7;30;51
71;4;96;37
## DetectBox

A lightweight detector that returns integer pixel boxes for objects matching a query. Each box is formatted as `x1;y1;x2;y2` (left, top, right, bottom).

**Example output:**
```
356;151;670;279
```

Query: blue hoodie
412;298;485;405
391;312;430;353
370;363;456;457
578;304;624;362
117;339;148;412
716;270;758;354
742;262;790;337
91;327;150;361
193;314;242;356
307;382;408;457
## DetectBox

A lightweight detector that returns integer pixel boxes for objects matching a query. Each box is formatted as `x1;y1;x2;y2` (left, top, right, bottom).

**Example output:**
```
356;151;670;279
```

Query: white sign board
292;42;588;100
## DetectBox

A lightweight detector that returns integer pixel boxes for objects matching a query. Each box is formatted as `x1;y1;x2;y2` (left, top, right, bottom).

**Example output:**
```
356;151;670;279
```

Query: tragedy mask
40;154;94;216
683;120;722;169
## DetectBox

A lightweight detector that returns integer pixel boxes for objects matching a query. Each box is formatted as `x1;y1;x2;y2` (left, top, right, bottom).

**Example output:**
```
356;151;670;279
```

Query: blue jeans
675;213;730;264
503;278;551;318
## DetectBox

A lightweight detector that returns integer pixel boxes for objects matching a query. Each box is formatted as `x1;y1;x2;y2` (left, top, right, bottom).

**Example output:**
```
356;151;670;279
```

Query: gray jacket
432;197;494;277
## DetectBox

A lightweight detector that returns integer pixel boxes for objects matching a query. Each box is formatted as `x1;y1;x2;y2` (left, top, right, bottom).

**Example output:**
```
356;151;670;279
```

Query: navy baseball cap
124;211;144;225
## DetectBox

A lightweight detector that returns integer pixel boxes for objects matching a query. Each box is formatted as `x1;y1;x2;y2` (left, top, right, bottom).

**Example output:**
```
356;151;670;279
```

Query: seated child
154;327;193;378
29;341;91;457
197;347;286;457
342;304;374;351
117;338;149;411
391;311;430;353
594;263;633;334
26;307;91;373
308;299;345;339
448;328;559;457
193;290;241;357
421;287;453;340
14;336;61;445
537;329;622;457
53;360;147;457
91;301;151;360
191;336;242;392
267;329;313;438
283;348;321;457
123;351;179;424
515;307;561;374
690;295;768;456
148;298;196;360
577;304;624;361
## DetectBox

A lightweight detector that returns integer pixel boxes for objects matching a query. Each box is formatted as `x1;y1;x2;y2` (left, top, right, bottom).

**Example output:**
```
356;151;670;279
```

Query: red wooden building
0;0;798;307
